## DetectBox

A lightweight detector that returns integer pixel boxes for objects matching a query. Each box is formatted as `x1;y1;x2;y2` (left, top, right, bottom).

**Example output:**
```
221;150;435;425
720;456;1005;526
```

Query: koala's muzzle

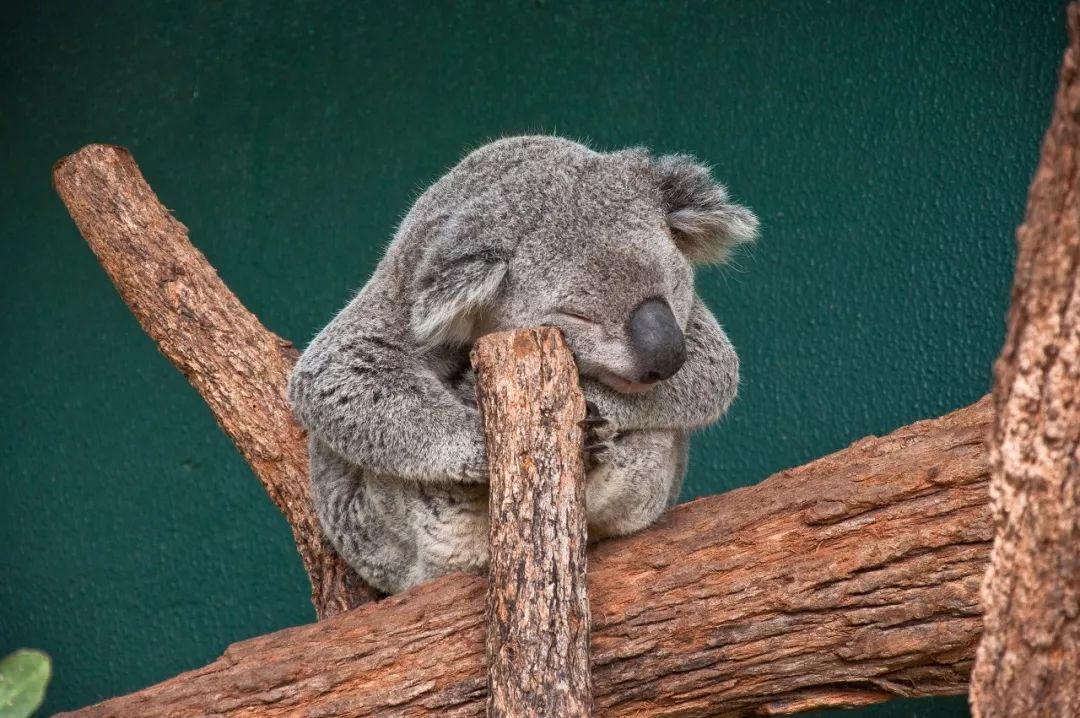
627;298;687;383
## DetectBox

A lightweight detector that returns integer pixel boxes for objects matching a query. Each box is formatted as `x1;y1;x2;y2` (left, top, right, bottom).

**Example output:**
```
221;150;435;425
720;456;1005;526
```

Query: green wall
1;1;1063;715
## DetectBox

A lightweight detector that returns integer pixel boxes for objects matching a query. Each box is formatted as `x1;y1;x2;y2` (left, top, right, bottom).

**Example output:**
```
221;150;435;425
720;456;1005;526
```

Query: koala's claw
581;400;615;471
463;460;489;483
580;400;608;429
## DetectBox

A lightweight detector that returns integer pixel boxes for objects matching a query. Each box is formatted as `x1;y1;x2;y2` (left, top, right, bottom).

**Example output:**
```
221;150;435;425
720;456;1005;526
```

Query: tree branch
56;396;993;717
970;4;1080;715
472;329;592;717
51;145;376;617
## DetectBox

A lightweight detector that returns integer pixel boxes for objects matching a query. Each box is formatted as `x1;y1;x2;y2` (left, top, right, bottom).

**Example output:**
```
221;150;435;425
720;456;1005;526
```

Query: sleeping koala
288;135;757;594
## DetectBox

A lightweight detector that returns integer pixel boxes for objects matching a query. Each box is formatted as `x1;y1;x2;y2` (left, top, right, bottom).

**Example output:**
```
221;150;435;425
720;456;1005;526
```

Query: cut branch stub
970;3;1080;716
51;145;376;616
471;328;592;718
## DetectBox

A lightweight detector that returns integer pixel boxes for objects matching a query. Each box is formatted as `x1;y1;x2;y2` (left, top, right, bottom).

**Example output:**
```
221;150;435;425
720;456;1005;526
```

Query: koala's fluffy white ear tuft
410;247;508;347
654;154;758;264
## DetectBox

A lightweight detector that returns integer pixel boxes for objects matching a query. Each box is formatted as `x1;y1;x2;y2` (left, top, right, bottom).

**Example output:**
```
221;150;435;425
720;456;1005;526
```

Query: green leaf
0;650;51;718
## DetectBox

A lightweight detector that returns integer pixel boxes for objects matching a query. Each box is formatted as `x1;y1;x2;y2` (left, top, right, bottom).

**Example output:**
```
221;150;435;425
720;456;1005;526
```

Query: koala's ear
410;245;508;347
653;154;759;264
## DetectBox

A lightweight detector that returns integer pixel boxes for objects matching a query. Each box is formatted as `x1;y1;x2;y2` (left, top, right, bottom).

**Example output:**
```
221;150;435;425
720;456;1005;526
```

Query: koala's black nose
627;298;687;383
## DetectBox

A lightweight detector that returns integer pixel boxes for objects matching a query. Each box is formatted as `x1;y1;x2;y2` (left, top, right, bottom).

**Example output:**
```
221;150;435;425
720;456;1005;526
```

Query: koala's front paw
581;400;618;472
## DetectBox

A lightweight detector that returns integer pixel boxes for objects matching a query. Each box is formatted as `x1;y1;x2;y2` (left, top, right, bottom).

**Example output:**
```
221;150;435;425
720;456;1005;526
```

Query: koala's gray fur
288;136;757;594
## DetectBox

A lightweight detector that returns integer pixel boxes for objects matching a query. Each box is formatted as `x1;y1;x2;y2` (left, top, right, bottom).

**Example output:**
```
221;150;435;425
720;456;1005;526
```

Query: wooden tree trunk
55;397;993;718
970;4;1080;716
472;329;592;718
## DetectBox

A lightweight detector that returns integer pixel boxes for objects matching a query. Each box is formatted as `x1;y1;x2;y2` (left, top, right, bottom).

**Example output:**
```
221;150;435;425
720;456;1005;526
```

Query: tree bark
51;144;376;617
970;4;1080;716
56;396;993;718
471;329;592;718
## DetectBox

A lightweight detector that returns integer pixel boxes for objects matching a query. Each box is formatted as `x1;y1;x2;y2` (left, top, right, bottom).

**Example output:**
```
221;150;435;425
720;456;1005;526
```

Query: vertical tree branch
971;4;1080;716
52;145;376;617
472;329;592;718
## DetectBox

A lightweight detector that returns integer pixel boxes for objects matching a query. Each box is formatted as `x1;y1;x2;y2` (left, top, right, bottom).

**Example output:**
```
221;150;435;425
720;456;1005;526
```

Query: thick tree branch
472;329;592;717
970;4;1080;715
56;396;993;717
51;145;376;617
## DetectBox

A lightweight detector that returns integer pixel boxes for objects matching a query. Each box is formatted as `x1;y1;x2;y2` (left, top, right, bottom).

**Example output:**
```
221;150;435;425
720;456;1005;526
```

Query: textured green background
0;1;1063;715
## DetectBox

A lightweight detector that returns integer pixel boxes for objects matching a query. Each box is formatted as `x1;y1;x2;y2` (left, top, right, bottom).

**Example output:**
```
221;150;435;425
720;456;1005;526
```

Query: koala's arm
585;429;687;541
288;301;486;484
585;297;739;432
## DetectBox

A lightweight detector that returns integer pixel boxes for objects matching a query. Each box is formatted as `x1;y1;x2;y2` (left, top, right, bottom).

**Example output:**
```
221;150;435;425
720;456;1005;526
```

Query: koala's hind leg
409;482;491;585
308;438;417;595
585;429;688;542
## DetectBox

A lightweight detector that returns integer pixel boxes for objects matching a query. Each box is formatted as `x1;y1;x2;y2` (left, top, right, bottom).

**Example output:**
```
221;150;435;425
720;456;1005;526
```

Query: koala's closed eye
556;309;600;325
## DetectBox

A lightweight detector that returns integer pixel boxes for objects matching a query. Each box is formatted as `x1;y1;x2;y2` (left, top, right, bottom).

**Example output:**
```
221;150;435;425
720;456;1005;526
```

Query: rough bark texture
57;396;993;718
51;144;376;617
970;5;1080;716
471;329;592;718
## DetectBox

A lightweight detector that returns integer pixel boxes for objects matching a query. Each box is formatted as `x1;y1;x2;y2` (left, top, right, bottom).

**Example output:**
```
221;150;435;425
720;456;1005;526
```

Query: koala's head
406;136;756;393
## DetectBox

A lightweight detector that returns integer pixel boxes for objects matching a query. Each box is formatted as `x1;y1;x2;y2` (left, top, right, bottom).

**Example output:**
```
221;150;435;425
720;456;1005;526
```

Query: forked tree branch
50;143;993;717
970;4;1080;715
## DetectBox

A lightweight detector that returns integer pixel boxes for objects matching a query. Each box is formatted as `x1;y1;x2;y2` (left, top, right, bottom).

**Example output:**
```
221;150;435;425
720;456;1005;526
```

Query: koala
288;136;757;594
